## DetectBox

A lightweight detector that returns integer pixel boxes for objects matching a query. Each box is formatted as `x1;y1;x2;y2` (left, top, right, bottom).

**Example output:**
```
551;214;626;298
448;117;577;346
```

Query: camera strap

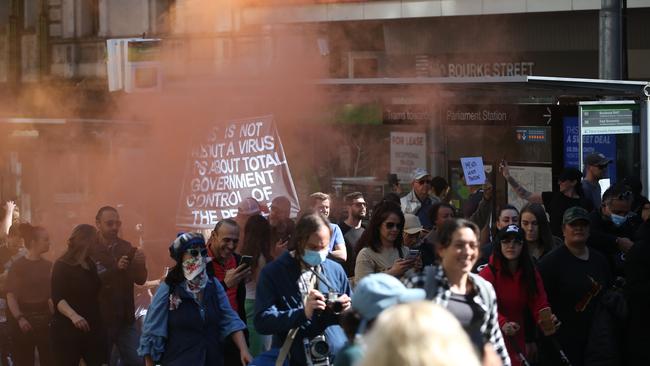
309;266;336;292
276;272;317;366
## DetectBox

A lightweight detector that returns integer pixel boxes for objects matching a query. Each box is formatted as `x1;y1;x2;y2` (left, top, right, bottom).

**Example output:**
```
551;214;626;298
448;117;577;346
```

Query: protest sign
460;157;486;186
176;115;299;229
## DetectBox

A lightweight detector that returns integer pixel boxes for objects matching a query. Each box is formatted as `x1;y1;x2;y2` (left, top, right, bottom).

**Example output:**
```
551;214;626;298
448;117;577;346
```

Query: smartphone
407;249;420;259
239;255;253;267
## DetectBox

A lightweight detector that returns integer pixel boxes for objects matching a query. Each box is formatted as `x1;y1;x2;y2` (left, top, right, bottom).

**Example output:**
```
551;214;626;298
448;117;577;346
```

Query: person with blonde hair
360;301;481;366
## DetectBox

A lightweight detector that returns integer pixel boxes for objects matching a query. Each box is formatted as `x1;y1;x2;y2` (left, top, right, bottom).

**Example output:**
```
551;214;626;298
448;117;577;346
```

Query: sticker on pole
460;157;486;186
176;115;300;229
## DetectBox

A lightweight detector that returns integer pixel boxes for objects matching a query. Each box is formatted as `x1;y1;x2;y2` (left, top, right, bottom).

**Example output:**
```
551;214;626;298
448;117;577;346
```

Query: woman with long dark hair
138;232;250;366
6;223;54;365
519;203;560;261
240;215;273;356
50;224;107;366
354;202;414;281
479;225;558;366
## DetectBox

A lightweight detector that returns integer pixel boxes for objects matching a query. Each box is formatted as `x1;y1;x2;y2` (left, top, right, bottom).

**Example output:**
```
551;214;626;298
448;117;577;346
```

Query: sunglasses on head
187;247;208;258
384;222;401;229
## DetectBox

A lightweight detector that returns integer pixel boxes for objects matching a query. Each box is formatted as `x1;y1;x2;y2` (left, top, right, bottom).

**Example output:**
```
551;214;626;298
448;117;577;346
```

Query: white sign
390;132;427;182
460;157;486;186
506;165;553;211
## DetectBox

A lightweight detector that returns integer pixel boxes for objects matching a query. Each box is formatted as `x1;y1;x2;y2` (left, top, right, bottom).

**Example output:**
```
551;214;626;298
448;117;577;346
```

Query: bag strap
423;266;438;300
276;273;317;366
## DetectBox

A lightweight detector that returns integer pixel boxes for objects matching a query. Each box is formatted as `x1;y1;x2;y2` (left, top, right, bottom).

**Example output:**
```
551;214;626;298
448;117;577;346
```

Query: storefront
319;76;650;211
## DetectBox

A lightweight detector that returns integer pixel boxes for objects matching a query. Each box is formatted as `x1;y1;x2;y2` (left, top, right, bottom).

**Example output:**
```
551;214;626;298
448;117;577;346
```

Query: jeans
108;323;143;366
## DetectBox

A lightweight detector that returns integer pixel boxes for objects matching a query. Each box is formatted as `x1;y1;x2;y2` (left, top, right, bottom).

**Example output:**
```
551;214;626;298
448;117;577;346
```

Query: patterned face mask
182;255;206;281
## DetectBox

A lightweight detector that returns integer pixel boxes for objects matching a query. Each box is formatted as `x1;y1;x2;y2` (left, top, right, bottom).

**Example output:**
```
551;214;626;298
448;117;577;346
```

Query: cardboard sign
176;115;299;229
460;157;486;186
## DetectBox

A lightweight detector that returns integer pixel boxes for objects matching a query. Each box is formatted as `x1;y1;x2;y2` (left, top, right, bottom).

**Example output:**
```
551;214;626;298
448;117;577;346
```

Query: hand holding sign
460;157;486;186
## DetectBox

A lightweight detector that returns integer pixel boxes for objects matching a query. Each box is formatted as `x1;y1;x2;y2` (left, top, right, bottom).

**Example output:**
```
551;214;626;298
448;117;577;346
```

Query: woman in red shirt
479;225;557;366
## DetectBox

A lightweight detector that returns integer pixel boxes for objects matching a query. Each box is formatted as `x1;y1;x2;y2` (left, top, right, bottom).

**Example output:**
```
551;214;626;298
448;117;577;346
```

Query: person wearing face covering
138;232;250;366
254;211;352;366
586;183;641;277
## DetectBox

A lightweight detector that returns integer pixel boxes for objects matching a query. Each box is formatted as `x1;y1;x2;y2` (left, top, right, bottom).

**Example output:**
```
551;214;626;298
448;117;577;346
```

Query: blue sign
563;117;617;183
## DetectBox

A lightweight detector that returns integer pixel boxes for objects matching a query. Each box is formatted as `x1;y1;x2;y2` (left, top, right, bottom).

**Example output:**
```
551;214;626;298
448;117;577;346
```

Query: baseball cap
562;206;590;225
169;232;206;261
558;168;583;182
496;225;524;243
237;197;262;216
411;168;430;181
584;152;612;167
352;273;426;324
403;214;424;235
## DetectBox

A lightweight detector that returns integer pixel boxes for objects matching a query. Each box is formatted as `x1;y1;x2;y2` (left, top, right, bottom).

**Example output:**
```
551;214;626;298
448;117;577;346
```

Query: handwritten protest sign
460;157;486;186
176;115;299;229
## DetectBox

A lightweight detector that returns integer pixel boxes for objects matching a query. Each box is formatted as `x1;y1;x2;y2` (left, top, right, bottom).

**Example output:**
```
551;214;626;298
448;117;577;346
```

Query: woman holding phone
240;215;274;356
479;225;559;366
355;201;415;282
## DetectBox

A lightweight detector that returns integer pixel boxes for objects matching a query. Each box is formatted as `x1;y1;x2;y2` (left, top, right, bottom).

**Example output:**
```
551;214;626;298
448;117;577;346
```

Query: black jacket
587;211;640;276
90;238;147;330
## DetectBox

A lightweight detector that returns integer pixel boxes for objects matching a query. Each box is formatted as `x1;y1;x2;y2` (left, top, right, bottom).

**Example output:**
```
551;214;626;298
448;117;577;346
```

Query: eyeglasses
384;222;401;230
501;238;523;246
187;248;208;257
352;202;367;207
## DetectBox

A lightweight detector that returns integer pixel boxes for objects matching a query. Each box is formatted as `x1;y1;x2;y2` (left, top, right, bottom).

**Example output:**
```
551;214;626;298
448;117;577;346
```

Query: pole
599;0;622;80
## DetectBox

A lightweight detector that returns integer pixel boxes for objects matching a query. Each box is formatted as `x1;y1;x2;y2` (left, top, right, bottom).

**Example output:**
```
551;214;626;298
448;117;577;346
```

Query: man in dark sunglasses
91;206;147;366
400;168;434;230
582;152;612;209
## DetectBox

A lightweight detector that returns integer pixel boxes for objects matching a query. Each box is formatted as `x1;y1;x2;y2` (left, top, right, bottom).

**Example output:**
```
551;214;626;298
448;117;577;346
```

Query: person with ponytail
6;223;54;365
50;224;107;366
138;232;250;366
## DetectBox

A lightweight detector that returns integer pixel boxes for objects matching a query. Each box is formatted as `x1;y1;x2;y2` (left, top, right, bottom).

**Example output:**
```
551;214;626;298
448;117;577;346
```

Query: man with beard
92;206;147;366
339;192;366;276
268;196;295;254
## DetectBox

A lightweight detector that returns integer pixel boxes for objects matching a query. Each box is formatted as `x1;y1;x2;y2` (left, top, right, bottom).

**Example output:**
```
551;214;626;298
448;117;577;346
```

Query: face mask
610;214;627;227
182;255;206;281
302;249;328;267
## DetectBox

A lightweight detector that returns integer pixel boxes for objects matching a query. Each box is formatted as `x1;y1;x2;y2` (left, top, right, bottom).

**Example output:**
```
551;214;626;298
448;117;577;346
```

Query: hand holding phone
239;255;253;267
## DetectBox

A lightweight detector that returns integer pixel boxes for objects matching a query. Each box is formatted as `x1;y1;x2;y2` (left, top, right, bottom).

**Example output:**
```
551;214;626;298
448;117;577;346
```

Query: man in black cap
582;152;612;209
501;161;593;237
537;206;612;366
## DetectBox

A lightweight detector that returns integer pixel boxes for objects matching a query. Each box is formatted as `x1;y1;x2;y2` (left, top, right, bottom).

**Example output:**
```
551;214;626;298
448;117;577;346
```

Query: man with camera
254;212;352;366
400;168;434;230
91;206;148;366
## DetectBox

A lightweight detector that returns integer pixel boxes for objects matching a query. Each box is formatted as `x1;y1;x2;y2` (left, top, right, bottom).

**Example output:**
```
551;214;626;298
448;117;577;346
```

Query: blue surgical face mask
610;213;627;227
302;249;328;267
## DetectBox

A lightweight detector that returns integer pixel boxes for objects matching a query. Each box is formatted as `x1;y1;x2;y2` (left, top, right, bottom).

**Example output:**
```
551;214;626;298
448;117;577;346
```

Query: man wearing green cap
537;207;612;366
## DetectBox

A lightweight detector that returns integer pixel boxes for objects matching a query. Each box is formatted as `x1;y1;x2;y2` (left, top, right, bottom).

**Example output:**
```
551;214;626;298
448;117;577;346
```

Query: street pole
38;0;50;80
8;0;23;90
599;0;622;80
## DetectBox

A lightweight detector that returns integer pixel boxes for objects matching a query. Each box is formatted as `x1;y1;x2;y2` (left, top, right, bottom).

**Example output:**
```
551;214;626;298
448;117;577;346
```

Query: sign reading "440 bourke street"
176;115;299;229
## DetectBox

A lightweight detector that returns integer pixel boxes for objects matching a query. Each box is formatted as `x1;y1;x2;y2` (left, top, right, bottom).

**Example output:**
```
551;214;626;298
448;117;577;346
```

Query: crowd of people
0;150;647;366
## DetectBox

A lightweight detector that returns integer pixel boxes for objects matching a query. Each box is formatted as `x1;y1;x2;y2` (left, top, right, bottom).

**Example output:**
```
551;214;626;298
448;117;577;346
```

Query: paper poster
506;165;553;211
390;132;427;182
460;157;486;186
176;115;299;229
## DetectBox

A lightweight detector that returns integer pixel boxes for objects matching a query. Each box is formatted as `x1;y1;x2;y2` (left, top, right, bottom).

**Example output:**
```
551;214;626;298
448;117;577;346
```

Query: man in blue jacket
254;212;352;366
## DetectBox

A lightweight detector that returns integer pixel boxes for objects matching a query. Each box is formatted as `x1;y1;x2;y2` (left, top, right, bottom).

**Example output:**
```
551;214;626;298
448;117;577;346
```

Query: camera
303;335;330;366
324;292;343;314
